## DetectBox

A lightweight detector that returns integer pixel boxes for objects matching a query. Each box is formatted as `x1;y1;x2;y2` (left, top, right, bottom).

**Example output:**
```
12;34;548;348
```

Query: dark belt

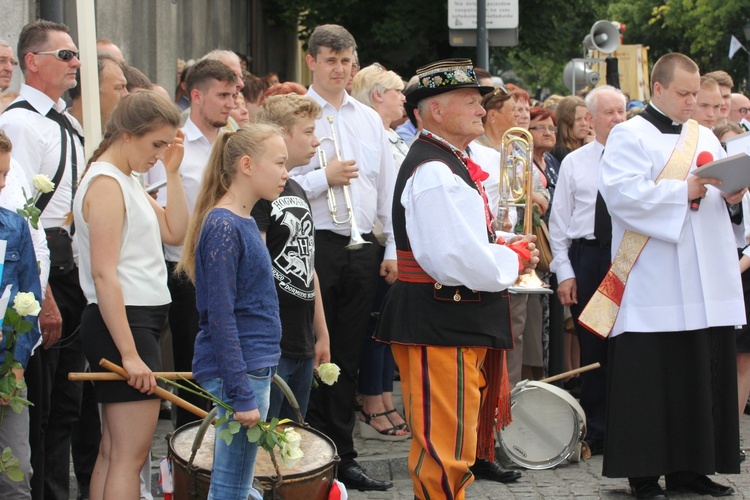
573;237;610;249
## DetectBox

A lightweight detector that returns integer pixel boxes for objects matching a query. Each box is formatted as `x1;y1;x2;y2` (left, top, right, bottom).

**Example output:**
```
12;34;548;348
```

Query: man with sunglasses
0;20;87;500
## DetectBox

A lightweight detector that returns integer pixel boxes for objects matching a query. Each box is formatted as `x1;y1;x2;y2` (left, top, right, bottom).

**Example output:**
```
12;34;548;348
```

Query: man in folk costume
375;59;537;500
579;53;745;499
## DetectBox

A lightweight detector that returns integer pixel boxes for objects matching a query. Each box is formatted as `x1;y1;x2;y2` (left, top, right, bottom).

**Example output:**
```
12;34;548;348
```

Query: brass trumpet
316;116;371;251
498;127;552;294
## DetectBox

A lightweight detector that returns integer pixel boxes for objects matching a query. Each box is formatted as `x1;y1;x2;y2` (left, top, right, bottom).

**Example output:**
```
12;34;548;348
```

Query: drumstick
68;371;194;381
540;362;601;384
99;358;209;420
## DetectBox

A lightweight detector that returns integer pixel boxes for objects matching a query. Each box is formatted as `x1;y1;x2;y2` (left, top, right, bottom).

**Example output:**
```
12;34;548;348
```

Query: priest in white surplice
594;53;746;499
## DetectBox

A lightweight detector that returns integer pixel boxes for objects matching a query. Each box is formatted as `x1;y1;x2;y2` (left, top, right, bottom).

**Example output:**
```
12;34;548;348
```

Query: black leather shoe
470;458;522;483
666;475;733;497
338;462;393;491
630;480;667;499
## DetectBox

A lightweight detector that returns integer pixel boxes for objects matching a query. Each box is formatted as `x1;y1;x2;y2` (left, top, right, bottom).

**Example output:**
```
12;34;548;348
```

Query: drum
498;380;586;469
167;420;339;499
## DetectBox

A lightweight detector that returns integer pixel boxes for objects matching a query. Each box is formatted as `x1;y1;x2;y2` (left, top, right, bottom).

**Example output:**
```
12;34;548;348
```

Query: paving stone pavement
70;382;750;499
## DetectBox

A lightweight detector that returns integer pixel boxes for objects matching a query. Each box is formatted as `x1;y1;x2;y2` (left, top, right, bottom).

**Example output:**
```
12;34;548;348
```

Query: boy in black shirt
253;94;331;420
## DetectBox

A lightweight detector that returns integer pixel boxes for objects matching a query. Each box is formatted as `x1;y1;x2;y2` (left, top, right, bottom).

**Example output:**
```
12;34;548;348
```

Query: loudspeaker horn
563;60;600;93
583;20;620;54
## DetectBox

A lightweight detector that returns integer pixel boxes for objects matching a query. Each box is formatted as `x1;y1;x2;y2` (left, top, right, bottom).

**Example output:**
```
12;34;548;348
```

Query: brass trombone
316;116;371;251
499;127;552;294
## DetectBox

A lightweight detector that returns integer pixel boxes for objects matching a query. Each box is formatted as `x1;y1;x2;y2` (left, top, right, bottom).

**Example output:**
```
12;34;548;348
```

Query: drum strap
579;119;700;337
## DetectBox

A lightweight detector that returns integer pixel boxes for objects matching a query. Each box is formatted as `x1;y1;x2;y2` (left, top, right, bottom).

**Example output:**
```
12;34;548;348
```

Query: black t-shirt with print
252;179;316;358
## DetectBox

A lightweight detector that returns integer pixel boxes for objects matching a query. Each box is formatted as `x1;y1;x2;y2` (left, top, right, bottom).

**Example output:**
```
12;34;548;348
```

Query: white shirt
549;140;605;282
290;86;397;260
74;162;170;306
0;158;50;295
147;117;215;262
599;116;744;336
401;149;519;291
0;84;84;230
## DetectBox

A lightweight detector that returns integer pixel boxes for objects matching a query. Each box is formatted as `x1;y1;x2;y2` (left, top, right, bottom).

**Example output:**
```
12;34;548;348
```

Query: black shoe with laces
470;458;522;483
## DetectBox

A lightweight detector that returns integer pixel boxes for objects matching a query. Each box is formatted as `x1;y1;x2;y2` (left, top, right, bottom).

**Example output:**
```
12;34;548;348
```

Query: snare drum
168;421;339;499
499;380;586;469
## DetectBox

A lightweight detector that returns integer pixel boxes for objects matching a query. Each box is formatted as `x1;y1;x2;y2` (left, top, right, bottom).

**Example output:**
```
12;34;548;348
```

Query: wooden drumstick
99;358;209;419
540;362;601;384
69;371;194;381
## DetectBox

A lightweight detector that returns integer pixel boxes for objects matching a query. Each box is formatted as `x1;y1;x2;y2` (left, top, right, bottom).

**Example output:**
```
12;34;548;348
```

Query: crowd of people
0;17;749;500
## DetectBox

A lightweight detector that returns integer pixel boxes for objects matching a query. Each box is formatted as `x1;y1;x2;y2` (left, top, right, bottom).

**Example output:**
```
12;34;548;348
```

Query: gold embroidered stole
578;119;700;337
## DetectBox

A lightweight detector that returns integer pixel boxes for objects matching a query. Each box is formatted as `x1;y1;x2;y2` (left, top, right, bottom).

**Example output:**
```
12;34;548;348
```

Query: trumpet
498;127;552;294
316;116;371;251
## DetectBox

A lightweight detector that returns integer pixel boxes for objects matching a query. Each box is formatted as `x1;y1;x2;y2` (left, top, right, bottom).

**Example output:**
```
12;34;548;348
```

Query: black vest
375;134;512;349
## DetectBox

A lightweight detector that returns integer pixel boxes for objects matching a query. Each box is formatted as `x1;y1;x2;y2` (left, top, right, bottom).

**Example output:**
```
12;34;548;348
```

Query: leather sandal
358;410;410;441
382;408;409;433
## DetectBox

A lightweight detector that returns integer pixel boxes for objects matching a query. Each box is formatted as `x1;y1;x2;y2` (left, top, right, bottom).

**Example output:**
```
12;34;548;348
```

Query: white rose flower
316;363;341;386
283;428;302;450
279;442;304;468
32;174;55;194
13;292;41;317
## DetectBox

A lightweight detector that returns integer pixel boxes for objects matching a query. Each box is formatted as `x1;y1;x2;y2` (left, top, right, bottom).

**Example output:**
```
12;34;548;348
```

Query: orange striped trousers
392;344;487;500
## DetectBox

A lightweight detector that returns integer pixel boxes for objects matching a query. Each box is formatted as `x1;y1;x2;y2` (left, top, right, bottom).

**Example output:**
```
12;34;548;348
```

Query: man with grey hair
68;53;128;132
0;39;17;92
375;58;534;499
549;84;627;456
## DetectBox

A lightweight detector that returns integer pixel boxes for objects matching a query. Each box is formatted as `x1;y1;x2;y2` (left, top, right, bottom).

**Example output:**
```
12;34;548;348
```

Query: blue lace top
192;208;281;412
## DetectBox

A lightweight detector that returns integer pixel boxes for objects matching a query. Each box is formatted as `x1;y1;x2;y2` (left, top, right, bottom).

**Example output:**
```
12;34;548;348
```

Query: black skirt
81;303;168;403
602;327;740;478
736;259;750;353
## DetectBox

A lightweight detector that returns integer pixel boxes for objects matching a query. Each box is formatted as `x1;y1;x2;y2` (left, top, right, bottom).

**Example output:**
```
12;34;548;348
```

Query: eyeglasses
33;49;79;62
530;125;557;134
740;107;749;116
0;57;18;67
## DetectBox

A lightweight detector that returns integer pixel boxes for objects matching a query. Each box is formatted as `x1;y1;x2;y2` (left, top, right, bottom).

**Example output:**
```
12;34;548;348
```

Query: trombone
316;116;371;251
499;127;552;294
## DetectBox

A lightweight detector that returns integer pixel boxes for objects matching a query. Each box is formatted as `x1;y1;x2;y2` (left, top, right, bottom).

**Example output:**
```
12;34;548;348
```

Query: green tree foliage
608;0;750;91
264;0;750;94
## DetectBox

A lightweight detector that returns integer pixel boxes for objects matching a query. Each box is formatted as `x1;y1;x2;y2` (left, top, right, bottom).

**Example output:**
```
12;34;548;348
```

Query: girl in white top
73;90;188;500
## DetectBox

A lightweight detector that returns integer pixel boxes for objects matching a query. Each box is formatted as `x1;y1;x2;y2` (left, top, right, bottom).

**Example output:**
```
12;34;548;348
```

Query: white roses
316;363;341;386
32;174;55;194
13;292;41;317
278;427;304;468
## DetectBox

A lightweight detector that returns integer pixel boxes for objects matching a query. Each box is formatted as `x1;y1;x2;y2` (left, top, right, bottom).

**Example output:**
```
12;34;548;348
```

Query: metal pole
477;0;489;70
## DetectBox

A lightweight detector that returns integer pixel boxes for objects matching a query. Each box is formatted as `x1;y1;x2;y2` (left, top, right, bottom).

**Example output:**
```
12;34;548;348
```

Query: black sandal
382;408;409;433
358;410;409;441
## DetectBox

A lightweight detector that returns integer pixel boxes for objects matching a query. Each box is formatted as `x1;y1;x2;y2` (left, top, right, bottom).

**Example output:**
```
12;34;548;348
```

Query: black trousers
306;231;380;466
567;241;611;443
167;261;211;428
26;269;88;500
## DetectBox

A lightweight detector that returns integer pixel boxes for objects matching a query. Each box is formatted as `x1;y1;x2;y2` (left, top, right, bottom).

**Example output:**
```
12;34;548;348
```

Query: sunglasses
33;49;79;62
